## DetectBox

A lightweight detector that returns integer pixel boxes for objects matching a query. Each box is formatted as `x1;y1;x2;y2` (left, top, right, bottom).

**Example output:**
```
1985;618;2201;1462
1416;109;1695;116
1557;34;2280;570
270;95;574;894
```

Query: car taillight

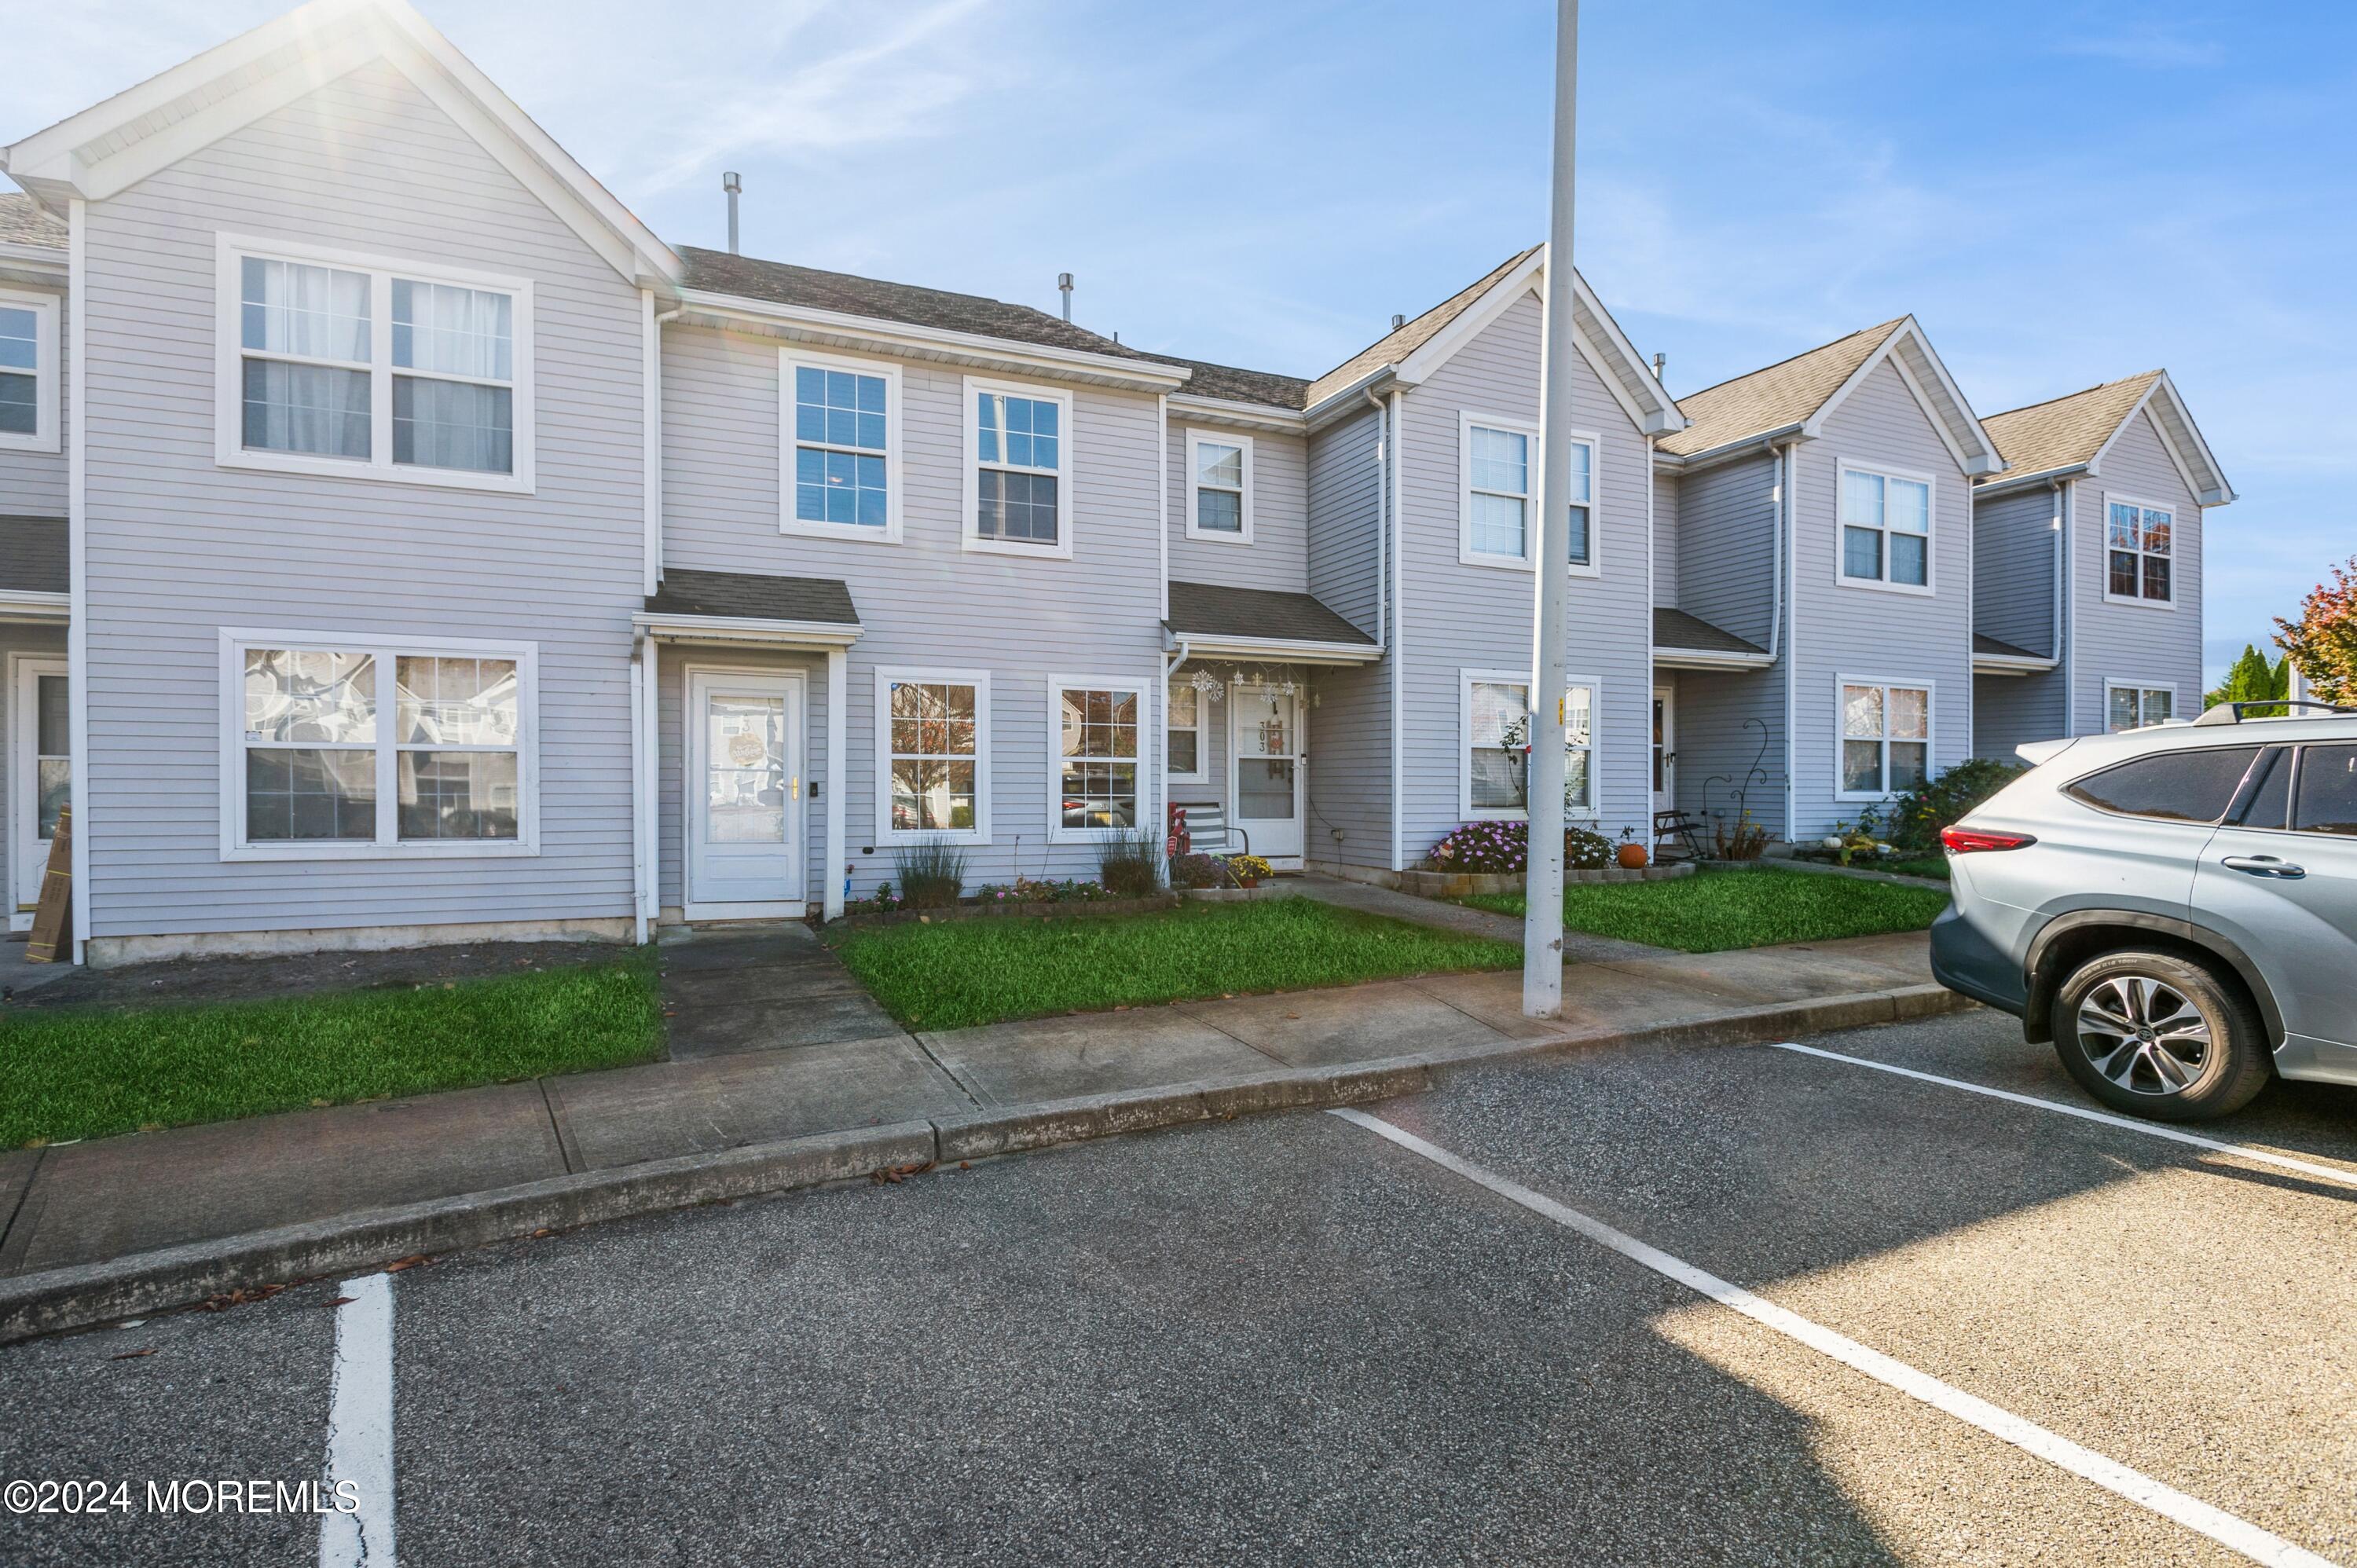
1941;826;2036;853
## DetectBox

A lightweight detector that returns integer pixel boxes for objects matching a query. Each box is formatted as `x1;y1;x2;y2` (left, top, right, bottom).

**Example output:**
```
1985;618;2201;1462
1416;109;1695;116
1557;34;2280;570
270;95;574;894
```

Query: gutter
1652;421;1807;474
629;611;863;647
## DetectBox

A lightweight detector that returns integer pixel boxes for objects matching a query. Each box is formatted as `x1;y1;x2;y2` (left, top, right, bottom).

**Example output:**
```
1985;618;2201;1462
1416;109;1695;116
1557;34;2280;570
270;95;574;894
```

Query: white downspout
824;645;846;921
1387;390;1409;873
629;627;649;944
644;635;661;930
66;197;89;964
2058;478;2077;735
1365;387;1388;651
1777;439;1796;843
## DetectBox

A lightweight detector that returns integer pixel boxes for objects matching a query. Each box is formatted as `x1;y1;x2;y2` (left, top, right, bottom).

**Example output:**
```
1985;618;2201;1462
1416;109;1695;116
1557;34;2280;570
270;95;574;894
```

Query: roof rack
2191;698;2357;727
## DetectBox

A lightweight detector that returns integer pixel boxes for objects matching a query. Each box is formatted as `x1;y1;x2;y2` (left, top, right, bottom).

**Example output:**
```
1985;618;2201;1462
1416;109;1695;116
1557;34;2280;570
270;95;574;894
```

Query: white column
644;637;660;929
629;636;647;944
1523;0;1578;1018
824;645;848;920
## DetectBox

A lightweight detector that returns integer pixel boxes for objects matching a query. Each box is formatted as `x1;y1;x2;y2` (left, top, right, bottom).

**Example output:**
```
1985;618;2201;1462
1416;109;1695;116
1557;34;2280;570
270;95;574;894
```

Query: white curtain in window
394;378;513;473
243;361;372;459
394;280;512;379
242;258;369;362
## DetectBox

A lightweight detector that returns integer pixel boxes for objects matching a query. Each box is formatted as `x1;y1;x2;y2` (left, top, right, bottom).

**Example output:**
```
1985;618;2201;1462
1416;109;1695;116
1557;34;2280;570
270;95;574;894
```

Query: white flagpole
1523;0;1578;1017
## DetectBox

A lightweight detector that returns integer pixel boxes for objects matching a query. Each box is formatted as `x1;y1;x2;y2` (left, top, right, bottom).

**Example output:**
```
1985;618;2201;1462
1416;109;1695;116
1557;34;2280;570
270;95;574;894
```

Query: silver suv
1931;702;2357;1121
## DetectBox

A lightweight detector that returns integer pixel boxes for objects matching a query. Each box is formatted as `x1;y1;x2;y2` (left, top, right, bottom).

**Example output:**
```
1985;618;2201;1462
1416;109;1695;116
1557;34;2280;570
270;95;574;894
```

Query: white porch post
823;645;847;920
644;636;660;931
1523;0;1578;1018
629;634;647;945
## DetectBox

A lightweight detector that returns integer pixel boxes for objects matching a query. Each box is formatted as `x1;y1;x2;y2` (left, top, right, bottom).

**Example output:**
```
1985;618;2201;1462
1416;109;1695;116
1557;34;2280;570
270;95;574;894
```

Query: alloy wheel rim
2076;975;2213;1096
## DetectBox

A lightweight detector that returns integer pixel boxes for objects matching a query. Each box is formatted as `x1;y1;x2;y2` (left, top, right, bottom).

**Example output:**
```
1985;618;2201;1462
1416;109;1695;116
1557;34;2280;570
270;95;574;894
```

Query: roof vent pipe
1391;313;1406;331
1651;352;1666;383
722;171;742;255
1058;272;1074;322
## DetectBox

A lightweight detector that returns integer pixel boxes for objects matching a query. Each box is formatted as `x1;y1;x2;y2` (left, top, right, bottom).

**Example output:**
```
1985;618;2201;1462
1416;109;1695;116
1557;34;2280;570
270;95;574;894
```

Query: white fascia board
1662;423;1809;473
1567;266;1685;436
1165;393;1305;434
0;591;71;621
1974;463;2088;499
2094;372;2234;507
632;611;863;648
1162;632;1384;666
0;244;68;273
1395;250;1549;385
676;291;1193;394
1804;317;2003;476
1651;647;1775;672
1973;654;2058;676
1302;366;1403;432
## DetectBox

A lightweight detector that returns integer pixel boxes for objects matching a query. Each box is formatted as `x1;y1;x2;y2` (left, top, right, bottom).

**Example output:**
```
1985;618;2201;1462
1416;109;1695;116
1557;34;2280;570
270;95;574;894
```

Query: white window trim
217;628;541;861
962;373;1075;561
1183;427;1254;544
1834;672;1936;804
1047;672;1156;844
2103;679;2177;732
1166;678;1208;784
1457;412;1601;575
1457;667;1603;822
1834;458;1937;597
0;285;61;454
873;665;992;845
2099;491;2179;610
779;346;904;544
213;233;537;496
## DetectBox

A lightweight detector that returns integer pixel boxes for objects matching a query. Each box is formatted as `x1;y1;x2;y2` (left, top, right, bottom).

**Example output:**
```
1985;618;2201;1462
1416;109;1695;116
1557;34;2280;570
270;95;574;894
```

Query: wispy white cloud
2052;27;2224;68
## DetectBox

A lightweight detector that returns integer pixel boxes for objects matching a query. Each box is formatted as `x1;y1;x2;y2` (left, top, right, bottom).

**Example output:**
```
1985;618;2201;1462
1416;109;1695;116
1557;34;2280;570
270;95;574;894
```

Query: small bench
1173;802;1251;859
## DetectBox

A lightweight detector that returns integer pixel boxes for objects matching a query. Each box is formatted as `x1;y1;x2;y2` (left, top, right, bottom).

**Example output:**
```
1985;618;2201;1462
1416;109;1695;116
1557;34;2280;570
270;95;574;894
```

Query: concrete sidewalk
0;922;1963;1339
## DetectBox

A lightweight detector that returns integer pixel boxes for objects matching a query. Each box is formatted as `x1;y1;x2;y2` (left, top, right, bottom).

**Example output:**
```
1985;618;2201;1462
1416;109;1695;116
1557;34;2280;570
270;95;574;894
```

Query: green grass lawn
826;896;1519;1031
0;954;664;1148
1459;865;1950;954
1880;856;1950;881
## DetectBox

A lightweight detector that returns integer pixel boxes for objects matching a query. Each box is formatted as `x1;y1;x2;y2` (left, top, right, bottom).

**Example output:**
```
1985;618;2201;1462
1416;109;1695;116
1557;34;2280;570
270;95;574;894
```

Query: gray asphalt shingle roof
1978;373;2161;482
0;516;69;595
644;569;859;626
1658;319;1908;458
0;193;65;251
1653;606;1765;657
1303;247;1541;410
1974;632;2047;661
1165;581;1376;647
1133;351;1310;411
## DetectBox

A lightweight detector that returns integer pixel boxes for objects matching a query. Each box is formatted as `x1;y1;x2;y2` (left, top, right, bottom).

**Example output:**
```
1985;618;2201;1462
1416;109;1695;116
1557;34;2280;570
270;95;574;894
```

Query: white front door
1230;681;1305;865
11;658;67;925
1651;683;1676;826
686;671;804;918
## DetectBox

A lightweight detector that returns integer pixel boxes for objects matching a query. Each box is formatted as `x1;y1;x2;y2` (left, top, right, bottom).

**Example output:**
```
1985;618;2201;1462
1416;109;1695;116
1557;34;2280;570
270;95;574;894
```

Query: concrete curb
0;983;1971;1343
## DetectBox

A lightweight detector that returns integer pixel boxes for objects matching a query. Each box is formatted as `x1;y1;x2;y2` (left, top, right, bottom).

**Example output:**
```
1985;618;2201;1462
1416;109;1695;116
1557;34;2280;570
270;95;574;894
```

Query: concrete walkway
1289;872;1670;961
0;921;1947;1290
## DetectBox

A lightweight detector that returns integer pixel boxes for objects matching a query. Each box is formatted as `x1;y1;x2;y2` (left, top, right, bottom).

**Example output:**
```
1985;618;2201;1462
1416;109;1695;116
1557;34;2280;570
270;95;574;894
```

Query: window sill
222;841;542;863
1184;526;1254;545
1833;790;1901;805
2100;592;2177;611
1835;574;1935;598
217;449;536;496
1457;549;1535;573
962;533;1073;562
1047;824;1150;846
0;430;60;456
782;516;902;544
876;828;991;848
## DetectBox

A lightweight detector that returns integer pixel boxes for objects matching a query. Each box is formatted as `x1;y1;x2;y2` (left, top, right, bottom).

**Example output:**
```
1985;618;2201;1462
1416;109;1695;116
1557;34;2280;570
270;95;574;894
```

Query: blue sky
6;0;2351;683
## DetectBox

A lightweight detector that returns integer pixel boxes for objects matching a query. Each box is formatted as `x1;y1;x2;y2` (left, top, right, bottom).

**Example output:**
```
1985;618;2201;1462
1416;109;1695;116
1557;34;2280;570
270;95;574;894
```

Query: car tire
2053;949;2269;1122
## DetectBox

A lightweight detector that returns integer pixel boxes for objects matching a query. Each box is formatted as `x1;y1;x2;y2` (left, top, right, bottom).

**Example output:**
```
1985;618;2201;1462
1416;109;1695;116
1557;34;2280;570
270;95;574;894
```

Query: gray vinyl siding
1393;288;1655;863
1651;468;1678;606
655;648;827;916
1787;358;1973;840
1664;452;1787;840
1166;418;1308;595
1666;665;1789;841
660;321;1165;897
2069;414;2203;733
1970;482;2064;759
0;272;68;516
1673;452;1779;648
76;61;647;942
3;624;68;918
1307;408;1381;637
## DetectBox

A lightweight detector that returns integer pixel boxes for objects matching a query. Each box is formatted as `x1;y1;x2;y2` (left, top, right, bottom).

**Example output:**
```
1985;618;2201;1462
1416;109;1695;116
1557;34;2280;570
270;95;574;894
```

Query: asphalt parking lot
2;1008;2352;1567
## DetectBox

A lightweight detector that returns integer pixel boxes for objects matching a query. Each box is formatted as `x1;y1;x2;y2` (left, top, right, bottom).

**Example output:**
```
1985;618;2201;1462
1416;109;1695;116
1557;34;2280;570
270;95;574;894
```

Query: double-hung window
1053;679;1148;840
0;287;60;452
966;378;1071;558
1186;430;1252;541
878;670;988;841
1839;680;1930;797
224;633;536;858
1167;681;1205;782
2105;498;2175;605
783;350;900;540
2106;683;2174;732
217;236;533;491
1462;671;1597;819
1838;464;1933;590
1461;416;1599;570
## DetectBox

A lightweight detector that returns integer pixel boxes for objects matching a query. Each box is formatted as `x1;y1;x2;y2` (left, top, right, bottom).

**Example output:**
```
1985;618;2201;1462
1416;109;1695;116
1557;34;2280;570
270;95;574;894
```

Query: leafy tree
2203;643;2290;716
2276;557;2357;705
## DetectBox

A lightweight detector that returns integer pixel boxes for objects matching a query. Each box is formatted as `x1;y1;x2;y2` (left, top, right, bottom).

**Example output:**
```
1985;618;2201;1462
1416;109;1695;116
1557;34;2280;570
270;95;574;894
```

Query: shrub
1094;829;1165;898
1168;853;1231;890
891;839;968;909
1227;854;1274;885
1425;821;1615;874
1887;758;2025;852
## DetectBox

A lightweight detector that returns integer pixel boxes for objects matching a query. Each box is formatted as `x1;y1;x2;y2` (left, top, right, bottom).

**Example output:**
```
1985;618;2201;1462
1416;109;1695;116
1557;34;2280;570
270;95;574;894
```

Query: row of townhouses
0;0;2234;966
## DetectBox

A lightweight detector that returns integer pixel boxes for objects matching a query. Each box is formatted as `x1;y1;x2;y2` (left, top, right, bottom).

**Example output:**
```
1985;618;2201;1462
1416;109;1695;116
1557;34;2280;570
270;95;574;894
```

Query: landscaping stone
1392;863;1695;899
1178;885;1288;903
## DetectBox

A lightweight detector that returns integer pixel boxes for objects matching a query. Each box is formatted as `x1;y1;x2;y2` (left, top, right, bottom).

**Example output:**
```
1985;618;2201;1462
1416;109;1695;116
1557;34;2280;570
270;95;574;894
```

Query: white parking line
319;1270;396;1568
1330;1106;2342;1568
1765;1041;2357;1194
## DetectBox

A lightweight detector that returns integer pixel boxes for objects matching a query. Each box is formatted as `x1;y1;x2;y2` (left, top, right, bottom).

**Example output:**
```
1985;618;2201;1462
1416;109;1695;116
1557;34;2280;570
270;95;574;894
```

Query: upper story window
1838;464;1933;592
0;287;60;453
215;236;533;494
1839;680;1930;797
1460;414;1599;573
2105;498;2175;606
783;350;901;542
222;632;537;860
1186;430;1253;542
966;378;1071;559
2106;683;2174;733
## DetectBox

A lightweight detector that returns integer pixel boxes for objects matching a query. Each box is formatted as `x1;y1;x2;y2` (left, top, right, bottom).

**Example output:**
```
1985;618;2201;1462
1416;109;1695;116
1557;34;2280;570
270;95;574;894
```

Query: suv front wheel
2054;950;2269;1122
